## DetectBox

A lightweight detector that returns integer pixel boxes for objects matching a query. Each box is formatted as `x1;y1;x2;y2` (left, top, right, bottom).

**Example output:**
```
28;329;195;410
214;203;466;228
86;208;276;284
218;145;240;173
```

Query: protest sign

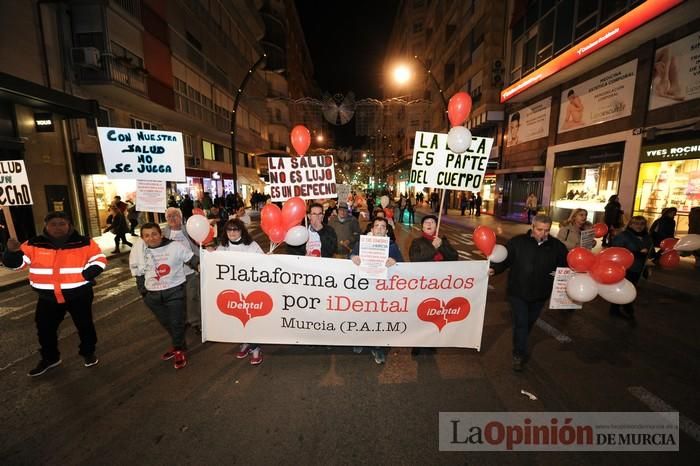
268;155;337;201
201;251;489;348
336;183;351;203
97;127;186;181
136;180;166;213
580;229;596;249
358;235;390;279
410;131;494;191
0;160;32;206
549;267;582;310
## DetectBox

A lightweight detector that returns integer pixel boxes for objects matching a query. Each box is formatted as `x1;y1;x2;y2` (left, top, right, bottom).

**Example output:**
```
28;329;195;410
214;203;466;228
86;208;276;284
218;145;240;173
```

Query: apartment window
413;21;423;33
444;62;456;87
249;114;261;135
511;37;523;83
537;11;554;65
523;35;537;74
183;133;193;156
202;140;215;160
130;117;158;130
461;33;472;69
525;0;539;28
413;0;425;7
111;42;144;68
601;0;626;23
445;24;456;42
553;0;574;54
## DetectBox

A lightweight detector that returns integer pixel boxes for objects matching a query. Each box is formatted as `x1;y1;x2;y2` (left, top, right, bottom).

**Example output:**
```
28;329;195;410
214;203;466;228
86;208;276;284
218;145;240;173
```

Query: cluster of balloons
291;125;310;156
473;226;508;263
185;215;216;245
260;196;308;246
565;247;638;305
446;92;474;154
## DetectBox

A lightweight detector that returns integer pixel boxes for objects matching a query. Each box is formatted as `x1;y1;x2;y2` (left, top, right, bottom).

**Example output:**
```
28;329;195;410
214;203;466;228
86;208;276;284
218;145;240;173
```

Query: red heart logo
155;264;170;281
216;289;273;326
309;249;321;257
416;297;470;331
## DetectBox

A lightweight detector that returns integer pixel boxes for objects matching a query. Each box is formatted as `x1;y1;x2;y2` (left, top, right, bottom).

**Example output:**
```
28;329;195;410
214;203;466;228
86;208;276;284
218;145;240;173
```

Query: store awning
0;72;98;118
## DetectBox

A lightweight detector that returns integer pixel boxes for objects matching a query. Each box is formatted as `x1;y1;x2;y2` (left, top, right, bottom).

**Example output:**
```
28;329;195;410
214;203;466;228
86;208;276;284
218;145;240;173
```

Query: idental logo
216;289;273;326
417;297;470;331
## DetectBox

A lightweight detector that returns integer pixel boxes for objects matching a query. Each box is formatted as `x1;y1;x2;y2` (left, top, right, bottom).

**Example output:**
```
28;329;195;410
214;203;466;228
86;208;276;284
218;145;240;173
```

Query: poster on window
558;60;637;133
649;32;700;110
506;97;551;147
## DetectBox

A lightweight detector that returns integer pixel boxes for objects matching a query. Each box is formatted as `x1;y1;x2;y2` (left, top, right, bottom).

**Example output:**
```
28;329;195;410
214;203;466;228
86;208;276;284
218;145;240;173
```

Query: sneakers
250;348;263;366
28;359;62;377
371;349;386;365
236;343;253;359
83;354;99;367
352;346;363;354
161;348;176;360
173;350;187;369
512;356;524;372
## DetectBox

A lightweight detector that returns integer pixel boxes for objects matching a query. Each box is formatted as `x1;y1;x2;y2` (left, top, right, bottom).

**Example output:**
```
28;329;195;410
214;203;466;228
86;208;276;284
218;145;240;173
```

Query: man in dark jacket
286;203;337;258
2;212;107;376
490;214;568;371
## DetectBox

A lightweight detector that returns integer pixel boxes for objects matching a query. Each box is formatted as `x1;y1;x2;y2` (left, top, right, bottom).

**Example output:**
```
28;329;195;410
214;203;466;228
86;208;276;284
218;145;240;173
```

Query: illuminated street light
393;64;412;85
316;134;324;143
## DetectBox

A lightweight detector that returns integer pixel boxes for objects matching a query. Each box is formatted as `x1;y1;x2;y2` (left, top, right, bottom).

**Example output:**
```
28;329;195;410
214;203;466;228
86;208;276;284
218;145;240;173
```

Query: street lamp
392;56;449;128
230;53;266;195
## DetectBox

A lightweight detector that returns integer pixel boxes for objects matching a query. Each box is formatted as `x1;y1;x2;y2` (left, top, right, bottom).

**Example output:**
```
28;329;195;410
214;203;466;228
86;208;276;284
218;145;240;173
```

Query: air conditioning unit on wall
71;47;101;68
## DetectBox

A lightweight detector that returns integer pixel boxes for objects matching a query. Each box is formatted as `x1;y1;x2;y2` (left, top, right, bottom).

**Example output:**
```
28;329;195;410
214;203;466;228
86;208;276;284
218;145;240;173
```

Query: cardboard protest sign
358;235;390;279
97;127;186;181
410;131;494;191
0;160;33;206
268;155;337;201
580;229;596;249
549;267;582;310
136;180;167;213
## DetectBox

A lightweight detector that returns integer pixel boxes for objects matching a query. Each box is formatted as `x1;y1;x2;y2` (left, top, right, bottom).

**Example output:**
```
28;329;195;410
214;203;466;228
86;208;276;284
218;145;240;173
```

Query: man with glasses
286;203;337;258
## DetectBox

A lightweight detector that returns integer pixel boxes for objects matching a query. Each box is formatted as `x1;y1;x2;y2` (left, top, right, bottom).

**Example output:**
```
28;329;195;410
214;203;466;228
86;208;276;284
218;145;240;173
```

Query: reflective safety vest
16;232;107;303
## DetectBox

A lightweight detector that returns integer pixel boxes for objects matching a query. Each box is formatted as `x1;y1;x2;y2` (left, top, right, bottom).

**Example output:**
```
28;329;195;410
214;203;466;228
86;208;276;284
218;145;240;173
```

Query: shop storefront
480;174;496;215
633;138;700;234
81;175;137;238
549;142;624;224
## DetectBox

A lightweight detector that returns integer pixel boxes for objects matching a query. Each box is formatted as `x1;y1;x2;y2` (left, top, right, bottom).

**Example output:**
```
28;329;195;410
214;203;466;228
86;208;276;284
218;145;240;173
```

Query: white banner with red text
201;250;489;348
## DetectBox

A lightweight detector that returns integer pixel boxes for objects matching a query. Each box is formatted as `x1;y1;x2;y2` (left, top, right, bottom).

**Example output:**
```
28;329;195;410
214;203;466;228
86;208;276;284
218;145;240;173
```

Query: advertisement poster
358;235;390;279
135;180;167;213
549;267;582;310
0;160;33;206
97;127;186;181
268;156;337;201
201;251;489;348
410;131;494;191
558;60;637;133
506;97;552;147
649;32;700;110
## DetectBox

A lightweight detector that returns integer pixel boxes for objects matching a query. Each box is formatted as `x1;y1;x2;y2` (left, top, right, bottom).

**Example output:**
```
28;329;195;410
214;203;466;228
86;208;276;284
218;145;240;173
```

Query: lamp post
230;53;266;195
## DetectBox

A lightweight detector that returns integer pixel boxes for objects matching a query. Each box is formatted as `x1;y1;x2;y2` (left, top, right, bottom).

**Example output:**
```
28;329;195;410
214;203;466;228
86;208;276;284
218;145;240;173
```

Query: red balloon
592;223;608;238
598;247;634;270
447;92;472;127
260;204;282;234
268;225;286;244
201;226;215;246
384;207;394;219
660;237;679;252
589;259;626;284
567;247;596;273
192;208;205;216
281;196;307;229
473;225;496;256
290;125;311;156
659;250;680;269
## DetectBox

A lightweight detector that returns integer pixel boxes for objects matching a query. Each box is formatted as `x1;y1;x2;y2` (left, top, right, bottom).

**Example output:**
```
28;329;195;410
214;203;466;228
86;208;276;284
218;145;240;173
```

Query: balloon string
436;190;446;237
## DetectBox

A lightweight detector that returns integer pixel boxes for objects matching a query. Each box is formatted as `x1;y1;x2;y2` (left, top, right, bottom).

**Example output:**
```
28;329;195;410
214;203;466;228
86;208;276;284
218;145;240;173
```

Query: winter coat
556;222;593;250
105;211;129;235
604;201;623;227
409;235;458;262
329;215;361;255
491;232;568;302
650;216;676;247
611;228;653;274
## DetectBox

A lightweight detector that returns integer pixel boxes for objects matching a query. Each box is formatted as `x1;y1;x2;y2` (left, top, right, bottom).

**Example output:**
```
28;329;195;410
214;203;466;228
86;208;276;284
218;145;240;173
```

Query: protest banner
0;160;33;206
136;180;167;213
410;131;494;192
358;235;390;279
201;250;489;348
97;127;186;181
549;267;582;310
268;155;337;201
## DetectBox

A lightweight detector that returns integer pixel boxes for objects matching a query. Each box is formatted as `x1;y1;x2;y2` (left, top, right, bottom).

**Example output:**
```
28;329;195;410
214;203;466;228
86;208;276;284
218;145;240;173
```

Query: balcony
76;54;147;95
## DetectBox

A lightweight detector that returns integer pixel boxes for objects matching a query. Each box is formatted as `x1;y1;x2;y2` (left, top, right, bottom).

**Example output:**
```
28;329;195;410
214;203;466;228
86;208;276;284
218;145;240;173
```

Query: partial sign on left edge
0;160;33;206
97;127;186;181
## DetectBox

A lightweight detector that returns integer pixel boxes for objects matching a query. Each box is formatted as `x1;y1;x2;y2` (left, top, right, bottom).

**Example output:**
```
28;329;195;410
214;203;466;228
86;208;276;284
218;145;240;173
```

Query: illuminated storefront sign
501;0;683;103
641;139;700;162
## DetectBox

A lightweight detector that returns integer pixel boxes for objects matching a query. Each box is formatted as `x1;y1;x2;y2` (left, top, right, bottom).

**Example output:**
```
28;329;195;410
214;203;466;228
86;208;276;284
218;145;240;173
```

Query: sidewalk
415;205;700;299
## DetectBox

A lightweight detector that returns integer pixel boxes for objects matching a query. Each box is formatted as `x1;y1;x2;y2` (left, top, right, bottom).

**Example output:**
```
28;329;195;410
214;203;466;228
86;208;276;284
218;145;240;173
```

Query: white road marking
628;386;700;443
535;319;573;343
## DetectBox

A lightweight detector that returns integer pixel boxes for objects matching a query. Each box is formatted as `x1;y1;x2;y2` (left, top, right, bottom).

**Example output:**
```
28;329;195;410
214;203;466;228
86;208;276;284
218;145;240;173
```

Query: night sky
295;0;400;99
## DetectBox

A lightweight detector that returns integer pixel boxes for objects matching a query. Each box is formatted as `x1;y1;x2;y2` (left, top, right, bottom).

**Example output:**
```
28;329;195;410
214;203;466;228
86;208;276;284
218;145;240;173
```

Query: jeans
508;296;546;358
144;284;187;350
35;288;97;361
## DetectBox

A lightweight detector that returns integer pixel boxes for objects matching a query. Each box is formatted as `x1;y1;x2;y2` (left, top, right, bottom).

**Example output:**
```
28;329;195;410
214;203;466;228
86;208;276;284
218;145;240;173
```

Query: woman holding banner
556;208;593;250
217;218;265;365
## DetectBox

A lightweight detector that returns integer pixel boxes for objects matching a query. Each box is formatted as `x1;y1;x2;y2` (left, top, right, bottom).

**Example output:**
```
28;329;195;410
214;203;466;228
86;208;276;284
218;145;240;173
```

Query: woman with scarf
610;216;653;322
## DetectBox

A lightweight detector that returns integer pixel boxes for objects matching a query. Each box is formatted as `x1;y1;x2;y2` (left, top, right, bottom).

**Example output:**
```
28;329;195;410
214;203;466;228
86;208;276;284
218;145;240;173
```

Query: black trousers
35;288;97;362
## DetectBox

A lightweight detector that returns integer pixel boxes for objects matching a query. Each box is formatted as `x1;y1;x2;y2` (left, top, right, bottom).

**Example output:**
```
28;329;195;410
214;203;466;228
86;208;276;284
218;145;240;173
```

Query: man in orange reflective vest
2;211;107;377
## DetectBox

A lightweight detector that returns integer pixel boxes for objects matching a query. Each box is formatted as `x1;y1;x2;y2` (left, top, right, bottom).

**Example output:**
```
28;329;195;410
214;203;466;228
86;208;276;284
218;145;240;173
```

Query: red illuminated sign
500;0;684;103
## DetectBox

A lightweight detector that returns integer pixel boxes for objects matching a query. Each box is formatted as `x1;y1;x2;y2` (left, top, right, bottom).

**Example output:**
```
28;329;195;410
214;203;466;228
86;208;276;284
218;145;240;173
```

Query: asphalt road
1;215;698;464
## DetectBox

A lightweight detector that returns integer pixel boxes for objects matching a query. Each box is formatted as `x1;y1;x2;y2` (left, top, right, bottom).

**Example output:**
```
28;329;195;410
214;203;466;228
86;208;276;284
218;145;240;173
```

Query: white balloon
597;279;637;305
673;234;700;252
566;273;598;303
447;126;472;154
487;244;508;263
284;225;309;246
380;195;390;208
185;214;210;243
